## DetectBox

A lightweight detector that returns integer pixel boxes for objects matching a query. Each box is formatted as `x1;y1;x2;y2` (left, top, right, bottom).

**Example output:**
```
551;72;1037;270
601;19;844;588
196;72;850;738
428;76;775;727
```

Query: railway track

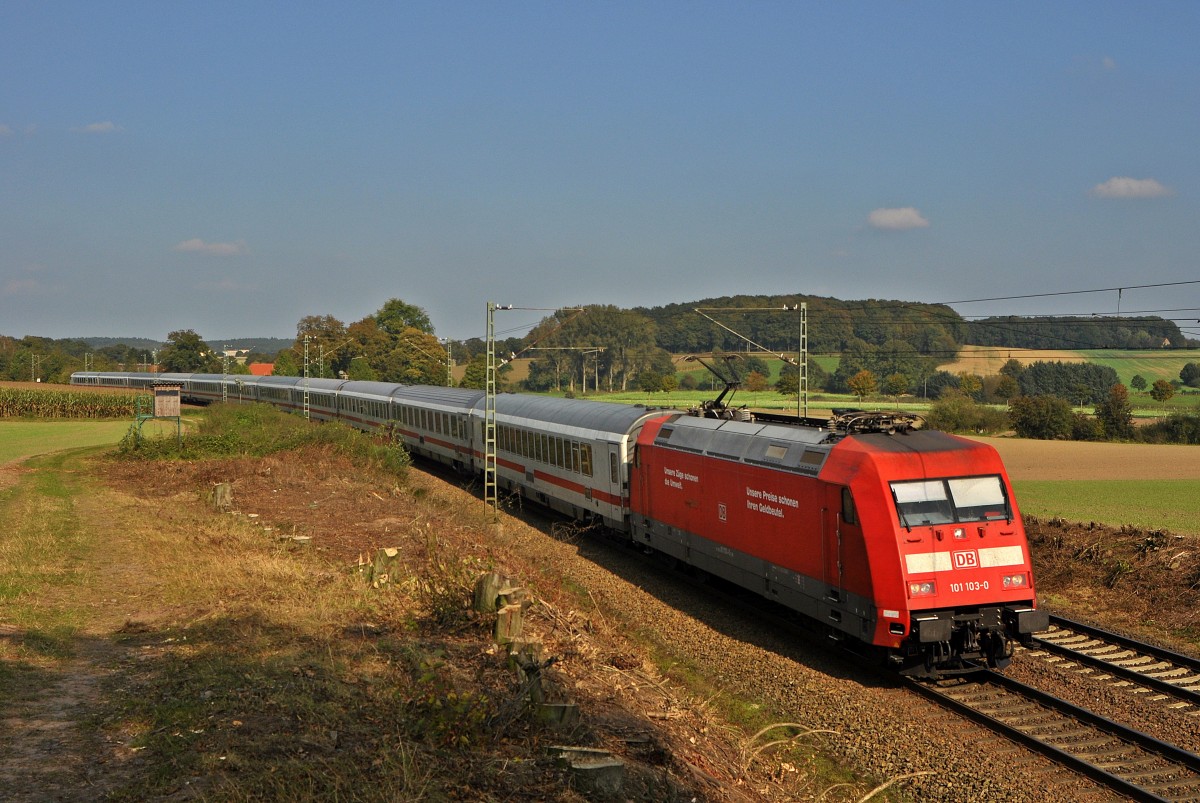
909;670;1200;802
501;488;1200;798
1027;615;1200;712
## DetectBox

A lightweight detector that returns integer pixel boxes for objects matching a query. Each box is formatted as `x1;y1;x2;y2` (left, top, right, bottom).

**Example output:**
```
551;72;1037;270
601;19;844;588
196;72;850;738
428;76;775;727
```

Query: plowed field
970;436;1200;480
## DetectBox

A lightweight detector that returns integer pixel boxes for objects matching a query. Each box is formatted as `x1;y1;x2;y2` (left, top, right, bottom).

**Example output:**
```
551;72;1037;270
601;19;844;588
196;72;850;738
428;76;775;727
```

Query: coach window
610;452;619;485
841;487;858;525
571;442;580;473
580;444;593;477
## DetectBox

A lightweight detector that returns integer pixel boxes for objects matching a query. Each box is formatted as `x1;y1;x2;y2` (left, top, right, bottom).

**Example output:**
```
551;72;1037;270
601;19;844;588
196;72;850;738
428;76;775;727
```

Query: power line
934;279;1200;306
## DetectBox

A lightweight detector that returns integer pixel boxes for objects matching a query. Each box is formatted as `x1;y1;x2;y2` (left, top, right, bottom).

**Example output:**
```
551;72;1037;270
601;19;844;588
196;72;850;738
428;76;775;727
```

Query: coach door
605;443;623;510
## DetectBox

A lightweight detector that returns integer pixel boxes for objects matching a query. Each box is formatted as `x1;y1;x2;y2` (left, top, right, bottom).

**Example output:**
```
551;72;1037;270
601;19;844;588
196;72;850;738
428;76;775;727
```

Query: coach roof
488;394;671;437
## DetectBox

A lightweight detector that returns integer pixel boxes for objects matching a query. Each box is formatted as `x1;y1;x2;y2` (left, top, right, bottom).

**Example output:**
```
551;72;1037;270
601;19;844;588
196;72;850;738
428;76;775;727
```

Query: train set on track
72;370;1049;677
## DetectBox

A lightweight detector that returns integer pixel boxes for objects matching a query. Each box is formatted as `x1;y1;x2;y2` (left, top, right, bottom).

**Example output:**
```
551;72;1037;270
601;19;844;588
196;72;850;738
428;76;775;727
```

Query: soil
971;435;1200;481
937;346;1088;377
2;440;1198;800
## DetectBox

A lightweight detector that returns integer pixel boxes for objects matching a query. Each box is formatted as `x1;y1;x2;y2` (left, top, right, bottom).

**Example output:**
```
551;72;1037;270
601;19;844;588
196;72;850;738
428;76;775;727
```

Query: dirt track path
0;454;148;801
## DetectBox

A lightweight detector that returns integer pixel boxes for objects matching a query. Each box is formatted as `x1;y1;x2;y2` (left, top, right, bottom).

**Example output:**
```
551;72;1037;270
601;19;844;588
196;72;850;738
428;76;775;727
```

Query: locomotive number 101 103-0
950;581;989;593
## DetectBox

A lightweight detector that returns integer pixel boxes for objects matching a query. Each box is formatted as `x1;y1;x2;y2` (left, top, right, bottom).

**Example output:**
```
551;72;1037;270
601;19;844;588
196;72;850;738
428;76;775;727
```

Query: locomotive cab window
947;476;1011;522
890;476;1010;527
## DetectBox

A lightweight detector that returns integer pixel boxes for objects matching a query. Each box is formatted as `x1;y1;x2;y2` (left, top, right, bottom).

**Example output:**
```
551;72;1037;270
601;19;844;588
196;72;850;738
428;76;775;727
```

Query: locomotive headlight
952;527;966;539
908;580;937;597
1002;573;1028;589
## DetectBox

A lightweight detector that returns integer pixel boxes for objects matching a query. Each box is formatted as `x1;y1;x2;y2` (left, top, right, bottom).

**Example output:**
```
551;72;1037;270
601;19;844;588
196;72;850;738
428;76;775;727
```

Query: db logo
953;550;979;569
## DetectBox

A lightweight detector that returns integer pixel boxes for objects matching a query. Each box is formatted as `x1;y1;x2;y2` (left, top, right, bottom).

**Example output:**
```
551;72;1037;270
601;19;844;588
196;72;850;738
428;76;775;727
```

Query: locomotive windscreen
889;476;1011;527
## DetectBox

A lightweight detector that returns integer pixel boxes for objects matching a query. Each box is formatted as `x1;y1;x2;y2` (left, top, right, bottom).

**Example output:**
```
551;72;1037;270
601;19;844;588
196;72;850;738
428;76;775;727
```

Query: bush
116;402;410;475
1008;395;1074;439
1140;412;1200;444
1070;413;1105;441
925;391;1009;434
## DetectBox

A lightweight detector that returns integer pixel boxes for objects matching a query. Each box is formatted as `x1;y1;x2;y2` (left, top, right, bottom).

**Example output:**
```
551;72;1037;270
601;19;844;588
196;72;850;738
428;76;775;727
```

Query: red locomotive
628;409;1048;677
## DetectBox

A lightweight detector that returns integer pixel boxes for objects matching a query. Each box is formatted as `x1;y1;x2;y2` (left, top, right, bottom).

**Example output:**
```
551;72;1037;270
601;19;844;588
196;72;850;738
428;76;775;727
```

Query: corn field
0;387;140;418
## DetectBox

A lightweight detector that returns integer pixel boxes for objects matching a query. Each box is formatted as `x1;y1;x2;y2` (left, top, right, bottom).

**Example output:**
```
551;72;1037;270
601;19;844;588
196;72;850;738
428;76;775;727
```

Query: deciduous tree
374;299;434;336
158;330;216;373
884;372;910;399
1095;384;1134;439
847;369;877;401
272;349;300;377
1149;379;1175;403
1180;362;1200;388
744;371;768;392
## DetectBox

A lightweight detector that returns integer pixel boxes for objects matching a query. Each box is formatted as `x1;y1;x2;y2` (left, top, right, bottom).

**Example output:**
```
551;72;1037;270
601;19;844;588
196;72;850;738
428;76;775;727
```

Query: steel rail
907;670;1200;803
1047;614;1200;673
1031;615;1200;707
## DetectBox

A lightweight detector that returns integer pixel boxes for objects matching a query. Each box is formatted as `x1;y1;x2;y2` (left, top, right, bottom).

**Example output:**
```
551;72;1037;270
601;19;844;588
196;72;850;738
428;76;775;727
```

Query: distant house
221;348;253;364
248;363;274;376
1162;337;1171;348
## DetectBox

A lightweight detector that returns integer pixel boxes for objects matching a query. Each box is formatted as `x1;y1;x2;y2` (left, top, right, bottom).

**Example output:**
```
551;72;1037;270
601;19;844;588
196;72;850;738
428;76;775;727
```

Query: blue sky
3;2;1198;343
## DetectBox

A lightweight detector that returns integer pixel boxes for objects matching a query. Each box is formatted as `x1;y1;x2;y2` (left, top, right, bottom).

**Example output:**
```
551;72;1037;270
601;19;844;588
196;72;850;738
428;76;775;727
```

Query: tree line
4;293;1197;400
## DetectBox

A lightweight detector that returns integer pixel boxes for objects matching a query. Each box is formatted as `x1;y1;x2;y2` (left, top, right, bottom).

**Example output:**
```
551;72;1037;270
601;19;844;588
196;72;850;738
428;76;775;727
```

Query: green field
1080;349;1198;386
0;420;180;464
1014;479;1200;536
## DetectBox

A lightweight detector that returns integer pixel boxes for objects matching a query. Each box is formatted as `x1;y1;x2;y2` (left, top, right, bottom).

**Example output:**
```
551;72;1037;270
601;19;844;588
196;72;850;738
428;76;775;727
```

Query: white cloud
196;277;252;292
1090;176;1173;199
74;121;121;134
1102;56;1117;70
868;207;930;230
3;277;43;296
0;124;13;137
173;238;248;257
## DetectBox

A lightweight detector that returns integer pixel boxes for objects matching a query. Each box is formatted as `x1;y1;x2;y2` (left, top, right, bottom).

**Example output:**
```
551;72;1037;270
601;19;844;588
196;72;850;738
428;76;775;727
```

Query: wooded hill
633;294;1190;355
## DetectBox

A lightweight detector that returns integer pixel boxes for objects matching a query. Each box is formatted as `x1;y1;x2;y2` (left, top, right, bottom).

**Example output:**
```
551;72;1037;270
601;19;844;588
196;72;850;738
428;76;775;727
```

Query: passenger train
72;370;1049;677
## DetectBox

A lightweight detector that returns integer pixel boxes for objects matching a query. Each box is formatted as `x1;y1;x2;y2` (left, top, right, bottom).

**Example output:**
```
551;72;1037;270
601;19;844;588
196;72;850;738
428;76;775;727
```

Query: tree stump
370;547;402;588
495;603;524;644
211;482;234;511
473;571;508;614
